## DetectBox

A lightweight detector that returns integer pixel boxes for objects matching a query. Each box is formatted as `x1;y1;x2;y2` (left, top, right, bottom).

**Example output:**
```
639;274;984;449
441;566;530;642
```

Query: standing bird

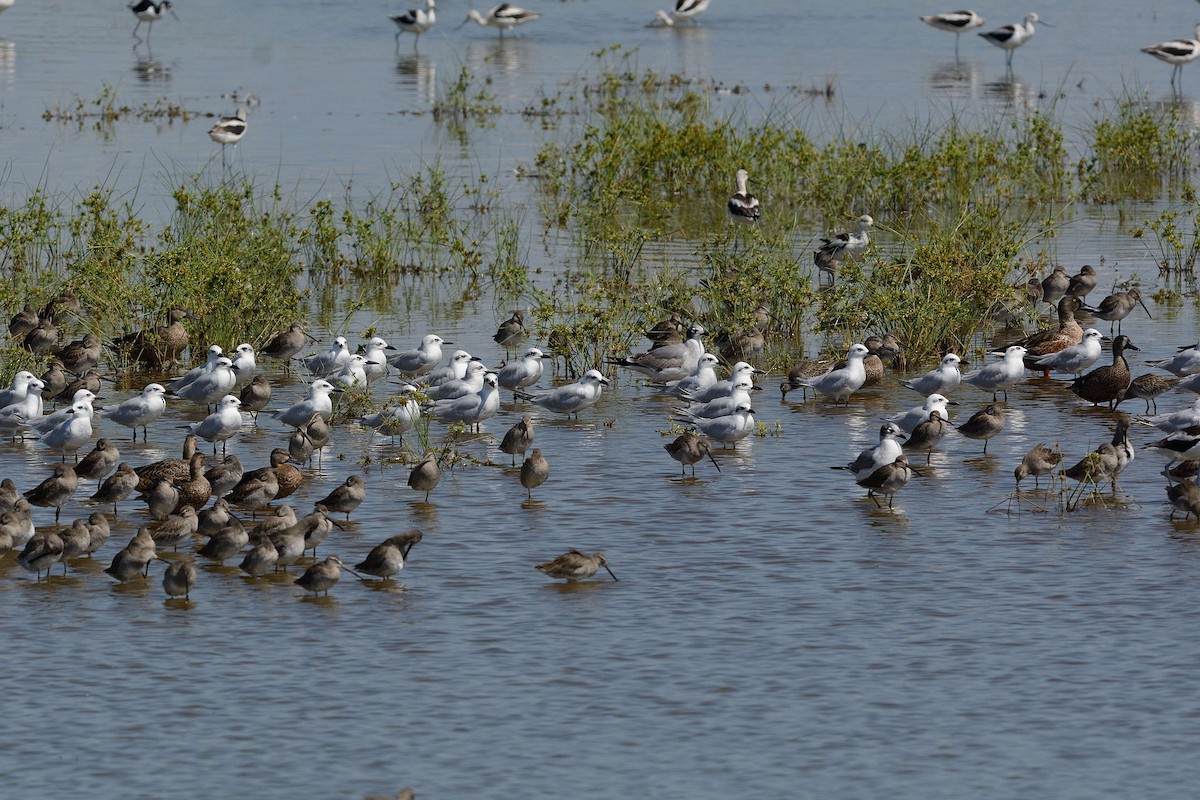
186;395;243;455
513;370;608;417
536;549;618;582
55;333;102;375
664;430;721;477
100;383;168;441
239;375;272;420
956;403;1006;454
1167;479;1200;521
519;449;549;500
208;109;247;163
407;452;442;502
1120;373;1178;415
790;343;870;405
978;13;1047;69
161;557;198;600
75;438;121;480
904;409;949;465
261;323;315;368
1017;295;1085;374
856;455;917;509
1064;265;1098;300
962;345;1028;401
388;334;449;377
1033;328;1104;377
105;528;156;582
391;0;437;50
662;0;711;24
18;526;64;580
1040;265;1070;308
833;422;906;480
1142;24;1200;90
1014;443;1064;490
499;415;535;466
25;464;78;524
356;531;422;579
493;311;526;350
90;462;138;513
128;0;179;44
1071;335;1138;409
608;323;705;383
902;353;965;396
273;380;338;427
814;215;874;272
727;168;761;226
1083;287;1152;335
295;555;360;596
920;10;986;59
316;475;366;521
458;4;541;37
498;347;548;391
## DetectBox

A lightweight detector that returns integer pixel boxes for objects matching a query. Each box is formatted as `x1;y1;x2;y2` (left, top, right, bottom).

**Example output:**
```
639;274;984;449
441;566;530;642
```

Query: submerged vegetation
5;59;1200;374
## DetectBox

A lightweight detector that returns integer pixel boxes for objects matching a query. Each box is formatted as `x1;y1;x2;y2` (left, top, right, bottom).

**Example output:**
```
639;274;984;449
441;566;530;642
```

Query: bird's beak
603;564;619;581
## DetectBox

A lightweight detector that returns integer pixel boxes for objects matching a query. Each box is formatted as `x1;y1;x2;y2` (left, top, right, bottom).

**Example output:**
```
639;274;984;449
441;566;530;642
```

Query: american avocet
978;13;1046;69
0;1;14;16
209;108;247;166
1142;25;1200;90
390;0;436;51
457;4;540;38
727;168;761;225
667;0;711;24
128;0;179;45
813;215;874;272
920;10;986;59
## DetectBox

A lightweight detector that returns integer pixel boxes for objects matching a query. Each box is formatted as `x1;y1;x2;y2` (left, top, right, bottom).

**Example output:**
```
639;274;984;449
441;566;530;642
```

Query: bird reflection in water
395;53;436;103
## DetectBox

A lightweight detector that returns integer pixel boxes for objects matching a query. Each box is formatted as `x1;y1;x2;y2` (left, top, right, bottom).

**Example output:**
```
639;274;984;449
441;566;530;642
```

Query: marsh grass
1080;96;1198;202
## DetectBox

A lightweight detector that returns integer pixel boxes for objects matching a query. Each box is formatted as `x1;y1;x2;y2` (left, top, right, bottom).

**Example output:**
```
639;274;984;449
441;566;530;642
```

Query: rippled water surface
3;1;1200;798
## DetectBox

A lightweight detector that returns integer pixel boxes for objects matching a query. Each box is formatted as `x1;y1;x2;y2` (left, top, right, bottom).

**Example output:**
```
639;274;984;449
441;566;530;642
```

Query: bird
536;549;618;582
956;403;1006;454
354;536;408;580
388;334;449;376
1017;296;1085;373
261;323;315;366
423;350;477;389
664;430;721;477
128;0;178;44
677;376;758;421
493;310;526;349
224;469;279;517
239;375;272;420
360;385;422;443
161;557;198;599
185;395;243;455
1166;479;1200;521
54;332;102;374
362;337;394;383
426;359;488;401
295;555;359;596
390;0;438;50
458;4;541;37
99;383;167;441
302;336;351;375
1040;266;1070;308
18;526;64;580
727;168;761;225
513;370;608;417
1142;24;1200;90
790;343;870;405
1063;443;1121;490
890;394;954;434
197;518;248;563
169;345;224;392
664;0;711;24
608;323;705;383
89;462;138;513
856;455;917;509
111;307;194;368
316;475;366;520
498;347;548;391
814;215;873;272
519;449;549;500
229;343;257;385
833;422;906;480
39;403;93;461
134;433;198;493
962;346;1028;401
978;13;1046;69
25;464;78;523
1033;328;1103;377
904;409;949;465
171;357;237;407
1071;335;1138;409
239;533;279;577
196;496;234;537
142;479;180;521
273;380;339;427
920;10;986;58
173;453;212;511
209;109;247;164
499;415;535;466
665;353;722;399
430;372;500;429
1065;265;1098;300
151;506;198;551
679;402;756;447
75;438;120;480
8;304;38;338
1014;443;1064;490
902;353;964;396
1148;341;1200;377
1083;287;1152;334
0;370;40;408
1120;373;1178;415
408;452;442;502
104;527;156;582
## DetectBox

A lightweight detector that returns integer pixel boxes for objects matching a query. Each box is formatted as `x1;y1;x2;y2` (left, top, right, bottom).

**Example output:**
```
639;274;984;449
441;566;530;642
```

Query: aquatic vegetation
42;83;200;135
1132;204;1200;276
1080;96;1198;202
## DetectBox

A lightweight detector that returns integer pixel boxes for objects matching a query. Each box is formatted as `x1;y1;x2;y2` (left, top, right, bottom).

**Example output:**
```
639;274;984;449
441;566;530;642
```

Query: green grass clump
1080;97;1197;202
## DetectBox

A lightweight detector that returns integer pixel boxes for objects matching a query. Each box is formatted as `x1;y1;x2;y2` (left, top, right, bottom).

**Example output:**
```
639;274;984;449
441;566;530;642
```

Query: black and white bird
814;215;874;272
727;168;761;225
390;0;437;51
1142;25;1200;90
129;0;179;45
920;10;986;59
209;108;247;164
978;13;1046;69
458;4;540;37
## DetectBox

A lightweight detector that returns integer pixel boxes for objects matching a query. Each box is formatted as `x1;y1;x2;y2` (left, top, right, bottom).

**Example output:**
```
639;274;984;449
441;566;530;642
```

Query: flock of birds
920;9;1200;88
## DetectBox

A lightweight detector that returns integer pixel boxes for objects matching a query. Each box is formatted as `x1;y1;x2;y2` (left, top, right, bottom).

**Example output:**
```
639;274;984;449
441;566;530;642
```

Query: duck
1071;335;1138;409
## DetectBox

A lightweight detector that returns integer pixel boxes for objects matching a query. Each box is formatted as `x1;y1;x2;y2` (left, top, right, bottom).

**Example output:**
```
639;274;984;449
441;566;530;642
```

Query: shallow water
3;1;1200;798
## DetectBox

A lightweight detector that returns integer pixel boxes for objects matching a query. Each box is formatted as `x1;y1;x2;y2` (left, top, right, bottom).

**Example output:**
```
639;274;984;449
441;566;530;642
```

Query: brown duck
135;433;199;493
112;307;194;367
1071;335;1138;409
1018;295;1084;374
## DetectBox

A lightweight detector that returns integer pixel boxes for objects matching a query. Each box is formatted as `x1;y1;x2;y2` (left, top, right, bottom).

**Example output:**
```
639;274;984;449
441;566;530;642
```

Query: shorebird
855;455;917;508
1040;266;1070;308
1064;265;1098;300
316;475;366;520
513;370;607;417
500;415;534;466
355;535;411;580
359;385;421;443
978;13;1046;69
295;555;360;596
962;346;1027;401
105;528;156;582
665;353;721;399
408;452;442;502
273;380;338;427
18;526;64;579
664;430;721;477
727;168;761;226
457;4;541;37
1119;373;1178;415
111;307;193;368
1033;328;1103;377
302;336;351;375
1014;443;1064;490
890;394;954;434
209;109;247;165
790;343;870;404
920;10;986;58
388;334;450;376
519;449;549;499
100;383;167;441
902;353;964;396
75;438;120;480
1083;287;1152;334
89;462;138;513
430;372;500;429
814;215;874;272
608;323;705;383
493;310;525;349
1148;340;1200;377
1142;24;1200;90
904;409;949;465
239;375;272;420
161;557;197;599
956;403;1006;454
679;402;756;447
390;0;437;51
833;422;906;481
1017;295;1084;374
498;347;548;391
536;549;618;582
185;395;243;455
261;323;315;367
129;0;179;44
